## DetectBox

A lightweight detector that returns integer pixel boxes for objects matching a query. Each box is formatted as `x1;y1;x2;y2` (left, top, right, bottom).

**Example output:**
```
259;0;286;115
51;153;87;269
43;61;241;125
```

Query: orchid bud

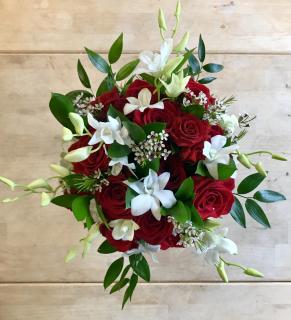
163;56;184;79
62;127;73;142
26;178;50;190
254;162;267;177
244;268;264;278
175;1;181;19
173;31;190;53
41;192;51;207
65;246;77;263
237;153;252;169
271;153;287;161
64;146;93;163
0;176;16;191
216;260;228;283
69;112;85;135
158;9;167;31
50;164;70;177
2;197;19;203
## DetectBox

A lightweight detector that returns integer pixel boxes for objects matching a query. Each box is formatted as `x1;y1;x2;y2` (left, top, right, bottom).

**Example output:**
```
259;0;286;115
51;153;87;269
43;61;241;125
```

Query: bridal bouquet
0;2;287;308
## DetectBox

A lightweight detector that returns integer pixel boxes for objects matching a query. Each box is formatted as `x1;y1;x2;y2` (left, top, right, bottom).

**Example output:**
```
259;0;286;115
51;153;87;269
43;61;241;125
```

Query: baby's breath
73;92;104;117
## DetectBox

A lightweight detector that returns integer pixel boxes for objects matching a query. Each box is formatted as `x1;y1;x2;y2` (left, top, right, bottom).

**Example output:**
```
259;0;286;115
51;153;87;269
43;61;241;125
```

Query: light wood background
0;0;291;319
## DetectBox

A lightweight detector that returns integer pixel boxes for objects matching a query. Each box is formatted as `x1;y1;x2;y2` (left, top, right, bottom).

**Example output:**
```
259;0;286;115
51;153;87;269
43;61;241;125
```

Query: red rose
68;136;109;176
133;212;174;245
209;124;224;137
171;113;210;147
186;79;215;107
99;224;137;252
193;176;235;219
95;181;132;221
159;155;187;191
92;87;125;120
125;79;157;102
160;234;181;250
133;101;181;133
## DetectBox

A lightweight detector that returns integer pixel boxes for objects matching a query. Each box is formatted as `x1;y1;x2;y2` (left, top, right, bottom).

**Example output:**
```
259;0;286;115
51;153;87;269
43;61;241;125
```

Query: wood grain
1;283;291;319
0;0;291;53
0;54;290;282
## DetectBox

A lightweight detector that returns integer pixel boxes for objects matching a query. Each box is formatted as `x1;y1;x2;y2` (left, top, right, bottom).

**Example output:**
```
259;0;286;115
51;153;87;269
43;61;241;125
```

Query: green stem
234;193;252;200
159;28;165;41
245;151;273;156
84;127;92;137
171;17;179;38
91;142;104;154
220;257;246;271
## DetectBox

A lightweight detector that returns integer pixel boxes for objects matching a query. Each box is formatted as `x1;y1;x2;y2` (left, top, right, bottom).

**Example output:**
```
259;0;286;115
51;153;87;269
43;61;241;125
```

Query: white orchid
125;241;161;263
197;228;238;266
160;70;190;98
203;135;238;179
219;114;239;136
109;219;139;241
64;146;92;163
136;38;173;76
124;88;164;115
87;113;132;146
109;156;136;176
127;169;176;221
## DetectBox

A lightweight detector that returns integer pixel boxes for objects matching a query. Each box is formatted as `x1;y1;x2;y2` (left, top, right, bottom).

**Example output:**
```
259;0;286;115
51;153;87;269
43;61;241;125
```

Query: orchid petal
154;190;176;209
158;172;170;189
131;194;153;216
87;113;99;129
151;197;161;221
211;135;227;149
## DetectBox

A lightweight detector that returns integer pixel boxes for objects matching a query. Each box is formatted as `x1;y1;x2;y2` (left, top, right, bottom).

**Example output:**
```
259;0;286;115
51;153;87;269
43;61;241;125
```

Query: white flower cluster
131;130;171;165
73;92;104;117
183;90;208;106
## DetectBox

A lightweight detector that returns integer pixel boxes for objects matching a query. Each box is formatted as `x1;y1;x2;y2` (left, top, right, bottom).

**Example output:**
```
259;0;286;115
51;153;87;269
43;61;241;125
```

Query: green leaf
184;104;205;119
116;59;140;81
108;33;123;64
198;34;205;62
107;104;128;122
230;197;246;228
129;254;150;282
203;63;224;73
237;173;266;194
77;59;91;88
135;159;160;178
49;93;75;131
104;257;124;289
85;214;94;229
85;47;110;73
195;161;211;177
122;273;138;309
198;77;216;84
72;195;91;221
173;49;193;74
107;142;131;158
253;190;286;203
167;200;191;223
140;73;155;85
218;158;237;180
98;240;117;254
188;53;200;74
175;177;194;202
143;122;166;135
96;76;115;96
245;199;271;228
51;194;78;209
123;121;146;143
125;187;138;209
110;278;129;294
62;174;83;188
191;206;204;228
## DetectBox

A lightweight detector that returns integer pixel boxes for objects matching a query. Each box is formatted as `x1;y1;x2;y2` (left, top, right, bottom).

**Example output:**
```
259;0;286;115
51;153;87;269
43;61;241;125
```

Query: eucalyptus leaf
77;59;91;88
85;47;110;73
108;33;123;64
245;199;271;228
104;257;124;289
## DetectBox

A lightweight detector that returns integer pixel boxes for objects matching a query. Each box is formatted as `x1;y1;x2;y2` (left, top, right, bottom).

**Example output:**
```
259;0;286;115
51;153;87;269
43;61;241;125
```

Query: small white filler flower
109;219;139;241
127;169;176;221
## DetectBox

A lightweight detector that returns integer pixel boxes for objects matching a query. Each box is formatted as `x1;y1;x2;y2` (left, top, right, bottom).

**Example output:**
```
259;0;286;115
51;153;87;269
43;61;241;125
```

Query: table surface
0;1;291;319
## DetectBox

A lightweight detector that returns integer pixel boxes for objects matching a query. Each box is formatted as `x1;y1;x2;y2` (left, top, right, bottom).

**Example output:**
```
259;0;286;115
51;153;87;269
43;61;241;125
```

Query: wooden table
0;1;291;319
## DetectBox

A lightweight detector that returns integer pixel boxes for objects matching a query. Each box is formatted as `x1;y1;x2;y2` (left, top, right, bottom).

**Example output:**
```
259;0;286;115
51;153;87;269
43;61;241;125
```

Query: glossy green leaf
123;121;146;143
116;59;140;81
51;194;78;209
245;199;271;228
96;76;115;96
85;47;110;73
175;177;194;202
184;104;205;119
77;59;91;88
107;104;128;122
198;34;205;62
230;197;246;228
107;142;131;158
253;190;286;203
125;187;138;209
143;122;166;135
167;200;191;223
103;257;124;289
188;53;200;74
237;173;266;194
203;63;224;73
198;77;216;84
72;195;91;221
191;206;204;228
98;240;117;254
110;277;129;294
218;158;237;180
108;33;123;64
129;254;150;282
49;93;75;131
195;161;211;177
122;273;138;309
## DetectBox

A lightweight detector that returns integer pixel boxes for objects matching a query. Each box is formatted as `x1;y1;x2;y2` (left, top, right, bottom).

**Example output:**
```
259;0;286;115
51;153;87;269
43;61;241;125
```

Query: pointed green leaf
175;177;194;202
110;278;129;294
245;199;271;228
116;59;140;81
72;195;91;221
166;200;191;223
107;142;131;158
51;194;78;209
218;158;237;180
85;48;110;73
108;33;123;64
198;77;216;84
107;104;128;122
98;240;117;254
125;187;138;209
77;59;91;88
188;53;200;74
122;273;138;309
198;34;205;62
123;121;146;143
129;254;150;282
191;205;204;228
237;173;266;194
142;122;166;135
104;257;124;289
230;197;246;228
253;190;286;203
203;63;224;73
96;76;115;96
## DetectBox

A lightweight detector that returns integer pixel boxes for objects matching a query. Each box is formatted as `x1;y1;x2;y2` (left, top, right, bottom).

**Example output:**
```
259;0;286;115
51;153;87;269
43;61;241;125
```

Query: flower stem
91;142;104;154
220;257;246;271
245;151;273;156
233;193;252;199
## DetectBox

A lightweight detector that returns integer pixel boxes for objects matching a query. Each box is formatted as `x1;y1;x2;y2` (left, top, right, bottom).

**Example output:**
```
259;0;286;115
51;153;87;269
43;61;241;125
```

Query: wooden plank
1;0;291;53
0;54;290;282
1;283;291;319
